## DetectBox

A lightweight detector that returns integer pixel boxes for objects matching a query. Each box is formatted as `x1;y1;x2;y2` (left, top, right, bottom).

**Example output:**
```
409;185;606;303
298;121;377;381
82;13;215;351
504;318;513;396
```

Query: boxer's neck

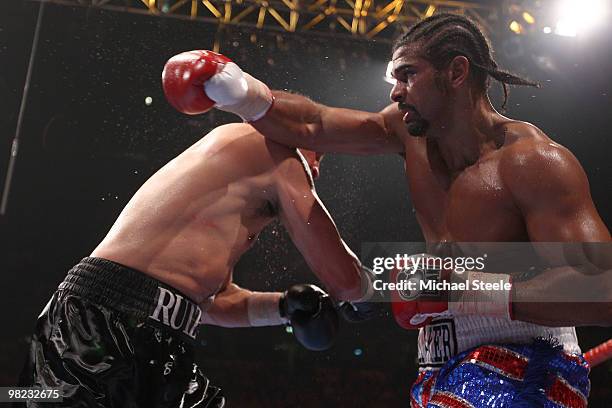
429;95;501;173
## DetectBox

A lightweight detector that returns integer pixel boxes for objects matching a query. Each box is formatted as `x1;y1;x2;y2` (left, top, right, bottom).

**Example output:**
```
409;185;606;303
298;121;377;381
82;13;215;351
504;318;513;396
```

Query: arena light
554;0;608;37
424;5;436;18
509;20;524;34
522;11;535;24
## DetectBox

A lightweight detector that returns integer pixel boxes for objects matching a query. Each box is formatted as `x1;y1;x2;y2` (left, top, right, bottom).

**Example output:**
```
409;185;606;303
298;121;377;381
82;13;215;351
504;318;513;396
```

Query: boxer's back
92;123;296;302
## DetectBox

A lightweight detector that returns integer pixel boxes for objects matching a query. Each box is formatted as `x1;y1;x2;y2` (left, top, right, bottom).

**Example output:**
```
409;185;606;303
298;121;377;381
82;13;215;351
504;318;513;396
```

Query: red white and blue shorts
410;339;590;408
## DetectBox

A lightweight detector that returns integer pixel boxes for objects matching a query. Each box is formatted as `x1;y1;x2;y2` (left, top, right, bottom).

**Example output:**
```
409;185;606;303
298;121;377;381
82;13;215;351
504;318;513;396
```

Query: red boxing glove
390;254;451;329
162;50;273;121
390;254;513;330
162;50;231;115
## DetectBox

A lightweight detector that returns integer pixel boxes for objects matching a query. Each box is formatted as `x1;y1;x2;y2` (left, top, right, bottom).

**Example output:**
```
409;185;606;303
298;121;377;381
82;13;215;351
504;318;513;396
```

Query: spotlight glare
555;20;577;37
543;26;552;34
144;96;153;106
555;0;608;37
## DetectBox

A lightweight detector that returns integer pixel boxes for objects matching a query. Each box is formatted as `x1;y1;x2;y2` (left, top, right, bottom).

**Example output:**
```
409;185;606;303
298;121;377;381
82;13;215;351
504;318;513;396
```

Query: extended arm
252;92;405;154
161;50;405;155
201;276;341;350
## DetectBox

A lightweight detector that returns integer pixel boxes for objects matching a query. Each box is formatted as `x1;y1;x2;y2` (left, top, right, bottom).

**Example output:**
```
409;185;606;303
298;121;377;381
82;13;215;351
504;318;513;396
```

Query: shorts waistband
58;257;202;342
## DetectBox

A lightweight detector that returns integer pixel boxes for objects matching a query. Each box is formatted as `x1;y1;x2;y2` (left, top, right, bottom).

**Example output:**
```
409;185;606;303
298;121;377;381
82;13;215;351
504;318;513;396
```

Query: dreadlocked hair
393;13;539;110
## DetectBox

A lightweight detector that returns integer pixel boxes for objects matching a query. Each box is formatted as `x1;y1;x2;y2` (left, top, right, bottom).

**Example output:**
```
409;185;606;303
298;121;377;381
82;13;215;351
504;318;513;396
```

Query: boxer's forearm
253;91;402;155
512;301;611;327
252;91;322;150
201;284;284;328
512;265;612;326
313;260;364;302
201;284;253;327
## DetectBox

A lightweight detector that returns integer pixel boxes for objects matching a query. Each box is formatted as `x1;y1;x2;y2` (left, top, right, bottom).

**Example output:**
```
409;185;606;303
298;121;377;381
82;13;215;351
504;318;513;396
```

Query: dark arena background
1;0;611;406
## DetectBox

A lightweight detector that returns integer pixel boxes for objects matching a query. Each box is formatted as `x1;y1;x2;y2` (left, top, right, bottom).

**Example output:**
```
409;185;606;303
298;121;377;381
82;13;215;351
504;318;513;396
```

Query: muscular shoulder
206;123;312;196
203;123;301;174
498;121;587;201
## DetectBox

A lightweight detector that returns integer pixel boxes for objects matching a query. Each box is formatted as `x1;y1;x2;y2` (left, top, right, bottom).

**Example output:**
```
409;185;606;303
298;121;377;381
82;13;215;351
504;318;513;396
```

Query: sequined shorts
410;339;590;408
17;257;226;408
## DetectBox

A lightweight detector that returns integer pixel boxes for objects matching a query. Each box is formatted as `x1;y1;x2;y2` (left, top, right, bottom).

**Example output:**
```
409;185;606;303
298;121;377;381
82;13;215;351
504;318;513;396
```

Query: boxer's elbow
302;110;327;148
599;279;612;326
333;285;362;302
326;264;363;301
574;301;612;326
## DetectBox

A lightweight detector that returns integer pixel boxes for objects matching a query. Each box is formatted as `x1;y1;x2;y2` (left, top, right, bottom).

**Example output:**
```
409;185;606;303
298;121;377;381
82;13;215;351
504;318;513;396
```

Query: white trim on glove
204;62;273;122
247;292;288;327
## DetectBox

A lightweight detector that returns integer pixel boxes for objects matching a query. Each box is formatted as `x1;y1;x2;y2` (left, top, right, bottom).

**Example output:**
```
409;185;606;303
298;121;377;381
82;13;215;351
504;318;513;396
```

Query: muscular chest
404;143;526;242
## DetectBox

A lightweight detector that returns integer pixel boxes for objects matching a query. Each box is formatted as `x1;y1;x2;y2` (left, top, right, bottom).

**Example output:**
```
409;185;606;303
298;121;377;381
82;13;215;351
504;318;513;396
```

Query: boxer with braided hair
393;13;539;110
163;12;612;407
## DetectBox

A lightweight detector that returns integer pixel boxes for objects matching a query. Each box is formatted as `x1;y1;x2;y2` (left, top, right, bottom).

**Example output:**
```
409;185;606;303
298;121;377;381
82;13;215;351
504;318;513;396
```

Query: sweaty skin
92;123;363;326
251;46;612;326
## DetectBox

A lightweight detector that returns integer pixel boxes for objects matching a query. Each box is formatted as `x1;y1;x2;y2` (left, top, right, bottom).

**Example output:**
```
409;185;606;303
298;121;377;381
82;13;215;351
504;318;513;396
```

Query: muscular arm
252;91;405;155
274;151;365;301
503;140;612;326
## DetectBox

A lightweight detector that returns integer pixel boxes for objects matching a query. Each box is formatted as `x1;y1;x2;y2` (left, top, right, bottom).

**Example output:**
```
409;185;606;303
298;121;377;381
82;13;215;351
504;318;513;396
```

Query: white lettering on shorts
418;318;458;369
149;287;202;340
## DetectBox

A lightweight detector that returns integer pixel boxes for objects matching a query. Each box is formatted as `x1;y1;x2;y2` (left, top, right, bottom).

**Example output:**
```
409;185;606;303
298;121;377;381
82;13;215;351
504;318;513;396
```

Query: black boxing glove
279;284;339;351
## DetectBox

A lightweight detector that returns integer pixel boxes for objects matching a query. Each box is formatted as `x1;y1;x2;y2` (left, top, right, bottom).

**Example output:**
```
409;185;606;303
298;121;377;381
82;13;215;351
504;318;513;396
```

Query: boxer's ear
447;55;470;89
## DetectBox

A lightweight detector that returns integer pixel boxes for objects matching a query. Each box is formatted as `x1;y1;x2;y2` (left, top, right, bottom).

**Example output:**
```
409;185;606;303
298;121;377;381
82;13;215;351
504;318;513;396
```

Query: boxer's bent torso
92;123;295;302
19;123;314;406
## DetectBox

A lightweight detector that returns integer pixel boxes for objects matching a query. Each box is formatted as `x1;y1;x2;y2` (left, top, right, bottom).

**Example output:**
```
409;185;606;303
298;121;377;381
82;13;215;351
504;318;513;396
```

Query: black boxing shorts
17;257;225;408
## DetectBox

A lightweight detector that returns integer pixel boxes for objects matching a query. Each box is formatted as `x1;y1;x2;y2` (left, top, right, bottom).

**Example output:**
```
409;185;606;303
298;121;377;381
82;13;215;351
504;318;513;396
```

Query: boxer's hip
18;257;221;407
55;256;203;343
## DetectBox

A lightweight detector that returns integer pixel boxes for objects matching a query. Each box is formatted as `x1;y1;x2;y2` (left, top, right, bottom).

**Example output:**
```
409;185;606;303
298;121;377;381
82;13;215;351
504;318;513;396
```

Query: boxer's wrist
204;63;273;122
241;73;274;122
448;271;512;320
247;292;288;327
351;265;376;303
336;265;380;322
